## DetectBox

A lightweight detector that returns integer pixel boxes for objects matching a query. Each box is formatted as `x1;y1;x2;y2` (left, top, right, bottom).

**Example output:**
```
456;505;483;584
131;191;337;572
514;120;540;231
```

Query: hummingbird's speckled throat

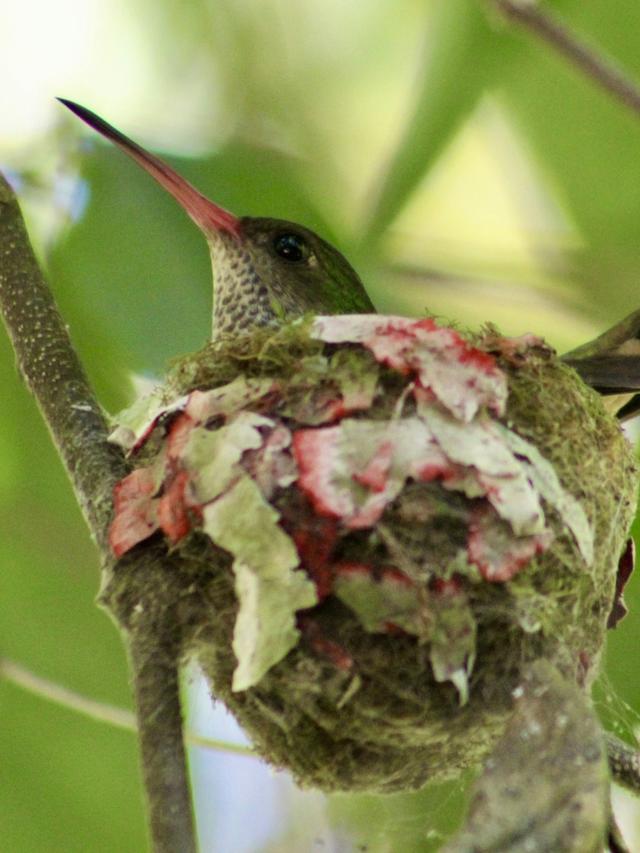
58;99;374;338
208;230;273;335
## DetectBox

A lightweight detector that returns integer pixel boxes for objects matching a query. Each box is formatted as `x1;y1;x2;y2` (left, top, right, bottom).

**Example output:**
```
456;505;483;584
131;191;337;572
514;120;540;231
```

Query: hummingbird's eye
273;232;309;263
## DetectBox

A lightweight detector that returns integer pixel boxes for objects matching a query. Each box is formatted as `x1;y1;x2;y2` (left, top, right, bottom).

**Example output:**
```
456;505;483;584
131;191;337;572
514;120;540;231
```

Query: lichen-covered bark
0;174;125;552
444;660;610;852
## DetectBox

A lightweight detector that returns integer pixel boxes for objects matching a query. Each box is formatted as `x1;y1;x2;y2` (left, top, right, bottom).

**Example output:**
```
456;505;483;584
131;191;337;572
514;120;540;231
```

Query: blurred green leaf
364;0;517;244
501;0;640;319
0;332;145;851
0;683;146;853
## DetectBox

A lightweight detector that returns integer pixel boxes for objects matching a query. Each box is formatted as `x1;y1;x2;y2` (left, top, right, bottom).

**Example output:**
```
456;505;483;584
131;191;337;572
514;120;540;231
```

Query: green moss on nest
110;323;638;793
164;317;324;396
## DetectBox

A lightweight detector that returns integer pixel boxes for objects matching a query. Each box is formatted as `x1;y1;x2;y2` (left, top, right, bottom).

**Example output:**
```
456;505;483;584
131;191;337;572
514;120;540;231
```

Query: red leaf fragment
166;412;196;461
290;515;339;599
431;577;462;596
482;332;552;366
411;458;458;483
303;384;376;424
293;423;399;529
352;440;393;492
467;506;551;582
607;538;635;629
157;470;191;544
333;561;373;580
299;616;354;672
456;344;498;372
294;418;467;530
109;467;160;557
577;650;592;686
334;562;414;587
320;399;348;422
313;314;506;421
293;427;350;519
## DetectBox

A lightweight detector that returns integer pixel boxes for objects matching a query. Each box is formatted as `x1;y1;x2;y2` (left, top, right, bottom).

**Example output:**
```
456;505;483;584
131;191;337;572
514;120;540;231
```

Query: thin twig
606;733;640;794
485;0;640;119
0;658;254;758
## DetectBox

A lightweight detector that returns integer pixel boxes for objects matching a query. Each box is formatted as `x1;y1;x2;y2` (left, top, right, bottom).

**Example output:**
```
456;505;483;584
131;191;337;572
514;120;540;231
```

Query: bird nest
106;315;637;793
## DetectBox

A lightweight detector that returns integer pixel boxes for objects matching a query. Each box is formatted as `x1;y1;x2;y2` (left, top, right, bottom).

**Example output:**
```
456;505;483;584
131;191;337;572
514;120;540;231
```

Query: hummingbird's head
209;216;373;335
58;99;374;338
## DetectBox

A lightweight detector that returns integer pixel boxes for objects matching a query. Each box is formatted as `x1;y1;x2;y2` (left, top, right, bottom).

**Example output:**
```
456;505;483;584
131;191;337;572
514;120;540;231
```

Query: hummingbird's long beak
57;98;241;239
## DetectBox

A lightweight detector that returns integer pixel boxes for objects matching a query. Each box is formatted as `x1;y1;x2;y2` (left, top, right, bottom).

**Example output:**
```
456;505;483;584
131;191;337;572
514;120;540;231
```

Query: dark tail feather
563;354;640;421
561;309;640;421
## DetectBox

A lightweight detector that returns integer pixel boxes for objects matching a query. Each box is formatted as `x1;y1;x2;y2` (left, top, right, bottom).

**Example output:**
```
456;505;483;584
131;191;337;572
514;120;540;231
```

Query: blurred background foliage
2;0;640;849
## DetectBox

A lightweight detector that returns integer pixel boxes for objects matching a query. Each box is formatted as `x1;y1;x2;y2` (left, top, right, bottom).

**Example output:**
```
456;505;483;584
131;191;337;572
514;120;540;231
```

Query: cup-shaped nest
108;316;637;793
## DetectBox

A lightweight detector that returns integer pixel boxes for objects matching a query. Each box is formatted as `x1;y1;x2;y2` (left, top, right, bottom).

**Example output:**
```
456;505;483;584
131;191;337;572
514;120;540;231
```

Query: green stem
485;0;640;119
0;657;253;758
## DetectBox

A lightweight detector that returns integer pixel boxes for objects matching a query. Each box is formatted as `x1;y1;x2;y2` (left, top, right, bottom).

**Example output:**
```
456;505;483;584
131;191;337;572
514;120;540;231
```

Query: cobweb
186;658;472;852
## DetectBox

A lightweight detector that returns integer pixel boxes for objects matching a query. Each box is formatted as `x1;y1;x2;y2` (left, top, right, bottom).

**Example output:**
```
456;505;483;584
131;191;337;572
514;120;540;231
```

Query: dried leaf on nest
312;314;507;421
293;418;453;529
108;388;187;453
109;464;163;557
333;565;429;637
203;474;317;691
183;411;269;504
496;423;594;564
429;579;476;705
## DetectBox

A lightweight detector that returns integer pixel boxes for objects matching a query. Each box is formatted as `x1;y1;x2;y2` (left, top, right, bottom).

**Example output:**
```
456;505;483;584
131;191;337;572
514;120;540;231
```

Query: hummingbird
57;99;374;338
59;99;640;420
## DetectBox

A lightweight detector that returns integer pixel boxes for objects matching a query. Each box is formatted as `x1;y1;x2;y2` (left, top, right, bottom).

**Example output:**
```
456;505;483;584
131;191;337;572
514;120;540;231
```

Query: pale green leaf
202;474;317;690
420;406;545;536
183;412;270;504
496;424;594;564
333;570;429;638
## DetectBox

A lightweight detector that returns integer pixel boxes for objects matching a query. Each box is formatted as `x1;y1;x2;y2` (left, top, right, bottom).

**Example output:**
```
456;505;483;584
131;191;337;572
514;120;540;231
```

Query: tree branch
443;661;611;852
485;0;640;119
0;174;197;852
0;174;125;551
128;598;198;853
